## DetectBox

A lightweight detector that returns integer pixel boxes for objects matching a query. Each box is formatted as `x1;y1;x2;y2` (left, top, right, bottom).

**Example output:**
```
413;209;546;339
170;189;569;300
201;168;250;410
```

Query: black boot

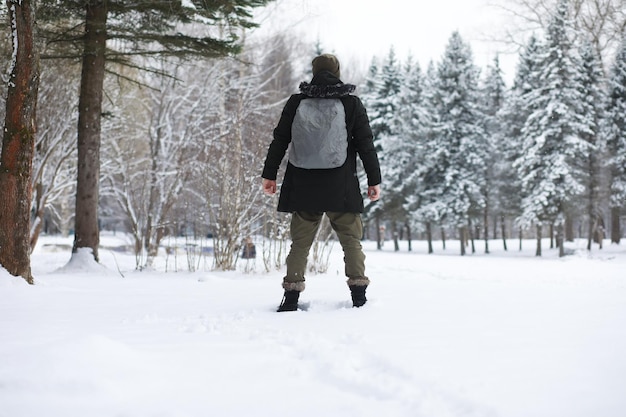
349;285;367;307
277;290;300;312
347;277;370;308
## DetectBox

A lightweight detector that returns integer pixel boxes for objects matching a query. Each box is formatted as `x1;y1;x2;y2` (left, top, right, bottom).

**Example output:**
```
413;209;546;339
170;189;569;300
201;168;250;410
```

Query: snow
1;233;625;417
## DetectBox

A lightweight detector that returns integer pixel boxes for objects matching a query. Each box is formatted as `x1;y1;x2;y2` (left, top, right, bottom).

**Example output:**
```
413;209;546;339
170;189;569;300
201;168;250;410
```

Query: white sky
253;0;521;83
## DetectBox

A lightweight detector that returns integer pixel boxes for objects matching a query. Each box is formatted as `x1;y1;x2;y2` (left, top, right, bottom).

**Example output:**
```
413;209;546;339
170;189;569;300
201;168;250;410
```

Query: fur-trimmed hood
299;70;356;98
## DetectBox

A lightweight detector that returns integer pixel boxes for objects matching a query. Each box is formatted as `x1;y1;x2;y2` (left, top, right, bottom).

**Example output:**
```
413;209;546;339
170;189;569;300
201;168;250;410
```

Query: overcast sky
253;0;519;83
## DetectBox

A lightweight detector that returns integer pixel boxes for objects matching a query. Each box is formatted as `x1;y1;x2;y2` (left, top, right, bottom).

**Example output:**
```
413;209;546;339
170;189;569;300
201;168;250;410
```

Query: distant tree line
361;0;626;256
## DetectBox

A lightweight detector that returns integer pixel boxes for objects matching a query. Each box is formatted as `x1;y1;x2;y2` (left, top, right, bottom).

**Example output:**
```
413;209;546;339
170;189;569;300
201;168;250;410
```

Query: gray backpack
288;98;347;169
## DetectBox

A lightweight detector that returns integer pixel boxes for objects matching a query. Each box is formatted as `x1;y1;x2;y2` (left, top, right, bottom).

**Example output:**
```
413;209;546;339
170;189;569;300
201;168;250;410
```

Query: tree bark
459;226;466;256
501;214;508;251
611;207;621;244
426;222;433;254
73;1;108;261
0;0;39;284
536;224;542;256
484;202;490;254
441;227;446;250
405;222;412;252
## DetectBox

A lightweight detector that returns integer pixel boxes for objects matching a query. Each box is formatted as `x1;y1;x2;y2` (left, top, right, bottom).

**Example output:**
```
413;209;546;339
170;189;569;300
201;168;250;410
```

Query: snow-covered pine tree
604;37;626;244
502;35;544;251
516;0;589;257
576;40;606;250
394;56;431;252
480;56;508;254
362;48;403;249
404;61;441;254
432;31;487;255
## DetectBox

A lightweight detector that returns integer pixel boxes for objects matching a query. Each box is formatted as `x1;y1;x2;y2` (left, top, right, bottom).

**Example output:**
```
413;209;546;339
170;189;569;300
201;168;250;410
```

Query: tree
432;31;486;255
0;0;39;284
36;0;273;262
502;35;544;251
407;62;447;254
604;38;626;244
496;0;626;71
576;40;606;250
198;57;277;270
101;61;210;269
30;64;79;251
401;59;437;253
481;56;508;253
379;51;413;251
516;0;589;256
361;48;402;249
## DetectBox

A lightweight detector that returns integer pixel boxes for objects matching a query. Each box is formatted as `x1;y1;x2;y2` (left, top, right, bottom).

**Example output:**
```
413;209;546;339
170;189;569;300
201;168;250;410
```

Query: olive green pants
284;211;365;285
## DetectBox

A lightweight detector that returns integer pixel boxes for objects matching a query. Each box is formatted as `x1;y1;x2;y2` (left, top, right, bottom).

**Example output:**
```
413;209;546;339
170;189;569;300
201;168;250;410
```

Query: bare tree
0;0;39;284
102;62;214;269
30;65;78;250
492;0;626;69
199;58;279;270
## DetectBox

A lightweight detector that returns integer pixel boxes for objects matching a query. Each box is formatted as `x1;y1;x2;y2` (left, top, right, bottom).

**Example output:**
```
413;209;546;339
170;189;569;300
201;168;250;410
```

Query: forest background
0;0;625;284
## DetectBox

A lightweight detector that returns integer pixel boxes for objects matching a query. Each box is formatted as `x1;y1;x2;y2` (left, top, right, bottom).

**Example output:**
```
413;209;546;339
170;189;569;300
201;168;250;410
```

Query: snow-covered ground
1;233;625;417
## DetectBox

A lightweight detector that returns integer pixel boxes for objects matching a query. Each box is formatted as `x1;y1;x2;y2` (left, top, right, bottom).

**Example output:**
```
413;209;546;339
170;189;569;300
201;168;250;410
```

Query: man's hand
262;178;277;195
367;185;381;201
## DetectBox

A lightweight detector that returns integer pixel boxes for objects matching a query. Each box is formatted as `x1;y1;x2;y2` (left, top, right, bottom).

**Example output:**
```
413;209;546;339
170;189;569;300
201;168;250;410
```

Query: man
261;54;381;312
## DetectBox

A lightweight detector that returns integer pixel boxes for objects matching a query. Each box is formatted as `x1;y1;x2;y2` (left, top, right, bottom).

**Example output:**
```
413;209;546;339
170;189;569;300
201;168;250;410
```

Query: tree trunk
611;207;620;244
29;183;45;252
500;214;508;251
468;220;476;254
73;1;107;262
426;222;433;254
536;224;542;256
459;226;466;256
0;0;39;285
549;224;554;249
405;222;412;252
375;215;382;250
565;214;574;242
484;202;490;254
392;221;399;252
557;223;565;257
441;227;446;250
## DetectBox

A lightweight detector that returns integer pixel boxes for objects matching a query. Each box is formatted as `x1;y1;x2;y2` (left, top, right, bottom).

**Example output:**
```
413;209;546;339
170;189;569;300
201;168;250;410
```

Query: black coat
262;71;381;213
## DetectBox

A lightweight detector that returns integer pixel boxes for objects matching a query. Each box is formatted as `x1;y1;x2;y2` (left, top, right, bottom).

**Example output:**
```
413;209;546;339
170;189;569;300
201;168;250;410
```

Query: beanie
312;54;340;78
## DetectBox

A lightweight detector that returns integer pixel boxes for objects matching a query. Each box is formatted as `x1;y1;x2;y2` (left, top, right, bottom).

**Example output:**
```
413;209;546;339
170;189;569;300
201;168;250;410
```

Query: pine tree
516;0;588;256
481;56;507;253
576;40;606;250
502;35;544;251
391;56;430;251
404;61;440;253
362;47;403;249
605;38;626;244
0;0;39;284
432;31;486;255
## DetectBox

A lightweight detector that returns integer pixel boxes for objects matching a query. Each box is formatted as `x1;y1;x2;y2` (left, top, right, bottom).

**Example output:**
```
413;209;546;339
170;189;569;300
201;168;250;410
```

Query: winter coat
262;71;381;213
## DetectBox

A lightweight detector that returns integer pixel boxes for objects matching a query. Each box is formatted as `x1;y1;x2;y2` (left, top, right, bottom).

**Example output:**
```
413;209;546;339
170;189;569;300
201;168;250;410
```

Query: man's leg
283;211;323;289
278;211;323;312
326;212;370;306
